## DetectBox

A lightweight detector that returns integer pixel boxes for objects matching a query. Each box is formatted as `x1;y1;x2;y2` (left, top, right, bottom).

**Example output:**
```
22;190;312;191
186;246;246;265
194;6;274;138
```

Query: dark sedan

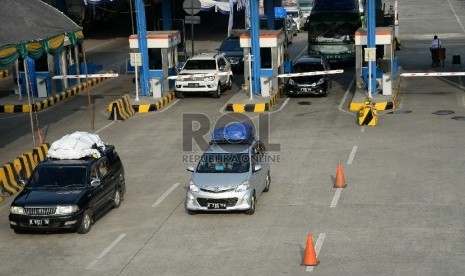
285;55;332;97
217;37;244;72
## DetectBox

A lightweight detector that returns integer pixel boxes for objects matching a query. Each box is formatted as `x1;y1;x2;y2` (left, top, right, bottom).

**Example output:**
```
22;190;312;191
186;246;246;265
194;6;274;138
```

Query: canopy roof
0;0;82;47
0;0;83;69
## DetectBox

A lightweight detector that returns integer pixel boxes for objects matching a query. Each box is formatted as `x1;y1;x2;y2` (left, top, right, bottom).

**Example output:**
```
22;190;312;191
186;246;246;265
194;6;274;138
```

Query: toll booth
129;31;181;98
240;30;286;97
16;36;86;98
355;27;398;95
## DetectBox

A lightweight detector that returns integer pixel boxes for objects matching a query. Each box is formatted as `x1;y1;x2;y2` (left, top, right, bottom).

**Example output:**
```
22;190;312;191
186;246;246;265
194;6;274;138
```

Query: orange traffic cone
334;163;346;188
302;233;320;266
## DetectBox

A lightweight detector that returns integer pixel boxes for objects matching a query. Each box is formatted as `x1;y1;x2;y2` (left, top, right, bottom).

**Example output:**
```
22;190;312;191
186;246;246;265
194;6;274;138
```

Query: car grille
24;207;56;216
196;198;238;207
200;187;235;193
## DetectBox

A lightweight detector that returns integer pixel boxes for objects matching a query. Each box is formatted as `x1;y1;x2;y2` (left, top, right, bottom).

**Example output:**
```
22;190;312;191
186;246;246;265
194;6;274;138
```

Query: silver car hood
192;173;249;189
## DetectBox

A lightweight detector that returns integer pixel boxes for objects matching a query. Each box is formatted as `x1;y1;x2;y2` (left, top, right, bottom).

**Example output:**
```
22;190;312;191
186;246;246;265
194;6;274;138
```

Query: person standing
430;35;442;67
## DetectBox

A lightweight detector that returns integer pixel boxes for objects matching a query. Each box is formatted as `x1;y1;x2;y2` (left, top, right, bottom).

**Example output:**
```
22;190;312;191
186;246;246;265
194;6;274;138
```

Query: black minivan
9;145;125;234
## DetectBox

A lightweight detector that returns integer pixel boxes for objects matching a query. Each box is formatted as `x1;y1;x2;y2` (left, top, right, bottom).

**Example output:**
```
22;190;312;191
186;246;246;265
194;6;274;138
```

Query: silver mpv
185;130;270;215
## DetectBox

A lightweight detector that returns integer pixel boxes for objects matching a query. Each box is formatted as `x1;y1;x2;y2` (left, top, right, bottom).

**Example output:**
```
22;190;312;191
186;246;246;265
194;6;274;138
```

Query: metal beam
135;0;150;96
250;0;261;95
367;0;376;96
162;0;172;30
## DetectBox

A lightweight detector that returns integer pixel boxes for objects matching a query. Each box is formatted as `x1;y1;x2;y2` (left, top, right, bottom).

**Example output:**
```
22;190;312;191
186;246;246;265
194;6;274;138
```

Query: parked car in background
260;16;295;47
175;52;233;98
285;5;305;32
285;55;332;97
217;36;244;73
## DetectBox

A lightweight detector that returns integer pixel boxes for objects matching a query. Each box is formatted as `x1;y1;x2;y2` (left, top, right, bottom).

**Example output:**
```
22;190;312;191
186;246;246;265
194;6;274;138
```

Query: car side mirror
18;177;27;186
219;65;226;71
91;179;101;187
186;165;195;172
215;47;219;51
253;164;262;172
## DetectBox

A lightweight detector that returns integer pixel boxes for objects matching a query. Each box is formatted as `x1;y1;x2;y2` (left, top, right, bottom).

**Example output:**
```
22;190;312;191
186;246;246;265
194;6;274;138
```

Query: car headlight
235;180;250;192
10;206;25;215
188;180;200;193
204;76;215;81
288;78;295;85
55;205;79;215
317;78;325;85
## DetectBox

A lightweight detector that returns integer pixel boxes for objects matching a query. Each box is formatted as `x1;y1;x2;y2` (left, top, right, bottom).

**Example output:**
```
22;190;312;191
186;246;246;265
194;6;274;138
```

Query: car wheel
227;77;232;90
13;229;25;234
245;192;256;215
187;209;196;215
175;90;184;99
113;188;122;208
263;171;271;192
77;210;92;234
213;82;221;98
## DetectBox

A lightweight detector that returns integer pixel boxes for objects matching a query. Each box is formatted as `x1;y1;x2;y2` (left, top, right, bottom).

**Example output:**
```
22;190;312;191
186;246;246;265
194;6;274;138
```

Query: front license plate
187;83;199;87
207;203;227;209
29;219;49;226
301;88;311;92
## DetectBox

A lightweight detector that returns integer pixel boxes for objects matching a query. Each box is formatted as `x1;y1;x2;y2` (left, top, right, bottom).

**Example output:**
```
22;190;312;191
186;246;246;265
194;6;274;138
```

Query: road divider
108;94;135;120
0;143;49;199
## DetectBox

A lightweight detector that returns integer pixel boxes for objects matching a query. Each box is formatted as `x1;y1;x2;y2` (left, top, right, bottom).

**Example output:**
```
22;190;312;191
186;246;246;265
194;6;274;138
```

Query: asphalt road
1;0;465;275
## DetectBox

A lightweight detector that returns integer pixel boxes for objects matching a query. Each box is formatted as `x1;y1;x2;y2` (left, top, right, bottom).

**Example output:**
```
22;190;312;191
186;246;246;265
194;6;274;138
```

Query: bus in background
306;0;361;64
298;0;314;19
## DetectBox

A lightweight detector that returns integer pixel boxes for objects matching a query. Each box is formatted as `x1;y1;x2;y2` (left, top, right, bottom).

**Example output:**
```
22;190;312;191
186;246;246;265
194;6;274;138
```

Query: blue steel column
367;0;376;96
162;0;172;30
265;0;275;30
250;0;261;95
26;57;38;98
135;0;149;96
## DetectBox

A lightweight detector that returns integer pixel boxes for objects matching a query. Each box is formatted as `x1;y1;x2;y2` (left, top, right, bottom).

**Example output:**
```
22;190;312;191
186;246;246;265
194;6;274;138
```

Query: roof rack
210;123;255;145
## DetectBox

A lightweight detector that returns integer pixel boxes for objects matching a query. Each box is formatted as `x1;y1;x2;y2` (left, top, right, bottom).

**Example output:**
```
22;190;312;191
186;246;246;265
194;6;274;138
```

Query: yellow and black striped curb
358;100;378;126
131;92;176;113
349;77;401;112
0;69;11;80
107;93;136;120
0;76;109;113
0;143;49;198
224;86;285;113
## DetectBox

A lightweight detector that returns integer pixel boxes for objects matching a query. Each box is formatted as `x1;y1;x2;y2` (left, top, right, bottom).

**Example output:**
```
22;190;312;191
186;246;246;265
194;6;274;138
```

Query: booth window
148;48;162;70
18;55;48;72
260;48;272;69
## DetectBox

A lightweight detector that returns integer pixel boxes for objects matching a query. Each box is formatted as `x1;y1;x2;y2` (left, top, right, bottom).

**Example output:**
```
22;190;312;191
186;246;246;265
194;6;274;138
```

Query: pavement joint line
330;189;342;208
159;99;180;113
152;183;180;207
306;233;326;272
338;75;356;116
95;121;116;134
447;0;465;33
347;146;358;165
86;233;126;269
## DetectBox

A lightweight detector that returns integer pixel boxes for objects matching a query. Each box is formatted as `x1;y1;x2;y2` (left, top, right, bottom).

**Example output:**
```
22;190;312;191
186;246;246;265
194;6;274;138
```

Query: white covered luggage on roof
47;131;106;160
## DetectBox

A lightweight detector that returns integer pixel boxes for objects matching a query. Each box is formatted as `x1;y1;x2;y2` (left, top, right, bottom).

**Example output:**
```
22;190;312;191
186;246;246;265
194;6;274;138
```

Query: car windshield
196;153;250;173
183;60;216;70
28;166;87;189
293;62;325;73
219;40;241;51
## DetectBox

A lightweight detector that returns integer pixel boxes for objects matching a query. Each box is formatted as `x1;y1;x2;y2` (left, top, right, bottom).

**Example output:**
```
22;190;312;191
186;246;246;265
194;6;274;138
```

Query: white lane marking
95;121;116;134
330;188;342;208
159;99;180;113
86;233;126;269
277;97;290;112
152;183;180;207
338;75;356;116
361;126;365;133
447;0;465;33
347;146;358;165
306;233;326;272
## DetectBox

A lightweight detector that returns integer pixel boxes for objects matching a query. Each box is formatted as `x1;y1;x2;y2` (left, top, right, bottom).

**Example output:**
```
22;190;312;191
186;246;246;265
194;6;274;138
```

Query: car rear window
219;40;241;51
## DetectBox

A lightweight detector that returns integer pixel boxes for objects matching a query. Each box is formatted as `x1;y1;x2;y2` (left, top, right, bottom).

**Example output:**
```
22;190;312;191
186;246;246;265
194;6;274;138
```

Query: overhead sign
185;15;201;25
183;0;201;15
